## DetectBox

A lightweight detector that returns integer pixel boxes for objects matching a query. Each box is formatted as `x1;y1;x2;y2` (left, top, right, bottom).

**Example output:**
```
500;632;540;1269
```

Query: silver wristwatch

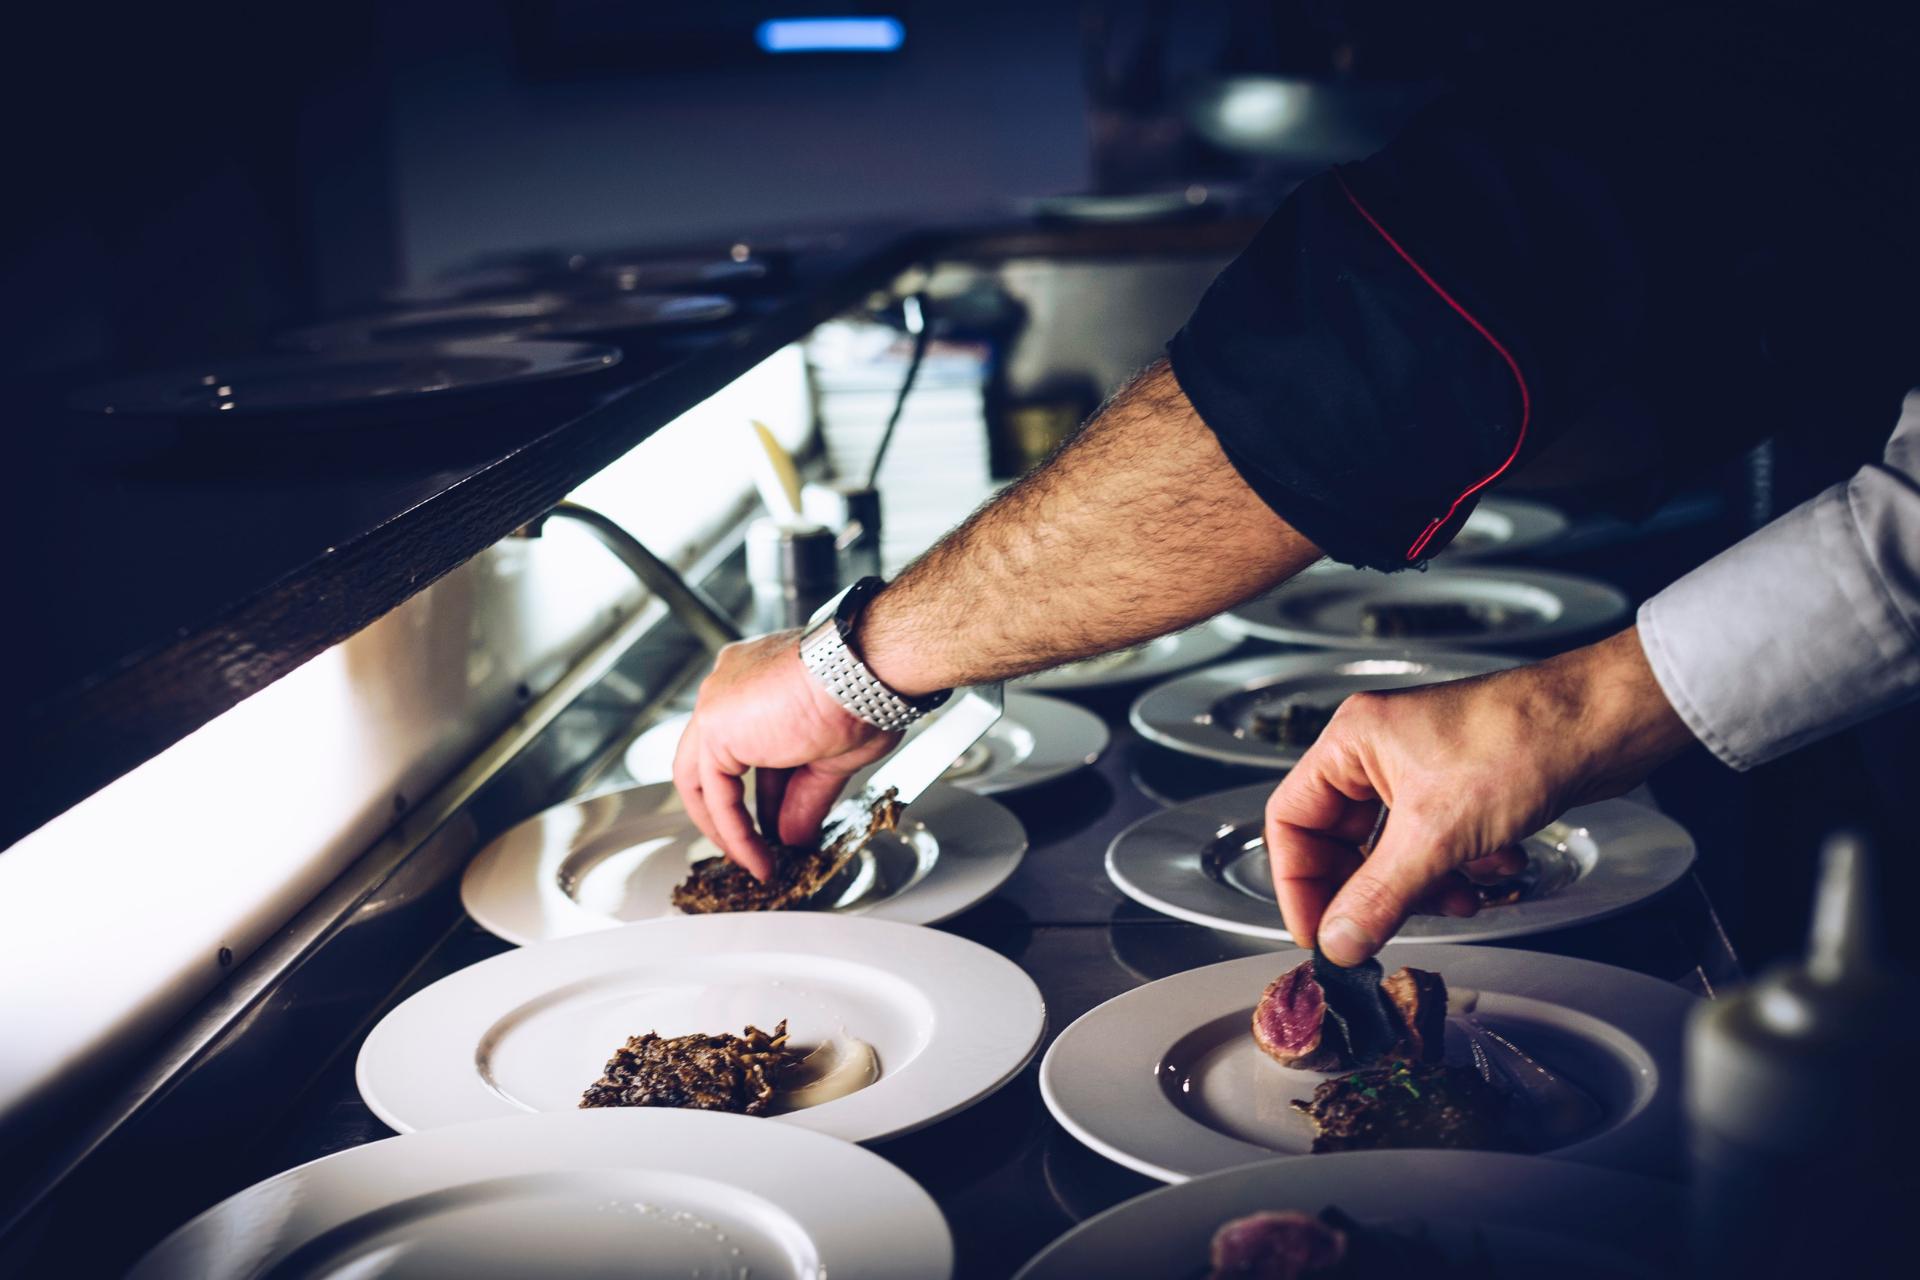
798;577;949;731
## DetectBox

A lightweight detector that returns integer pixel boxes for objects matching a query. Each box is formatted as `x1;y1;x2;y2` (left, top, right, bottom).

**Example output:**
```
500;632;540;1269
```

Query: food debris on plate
581;1020;801;1116
672;790;902;914
581;1020;880;1117
1357;601;1512;639
1291;1062;1515;1155
1243;701;1336;747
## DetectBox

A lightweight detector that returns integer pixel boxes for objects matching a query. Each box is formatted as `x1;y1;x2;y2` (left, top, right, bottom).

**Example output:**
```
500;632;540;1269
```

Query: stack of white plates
807;320;996;572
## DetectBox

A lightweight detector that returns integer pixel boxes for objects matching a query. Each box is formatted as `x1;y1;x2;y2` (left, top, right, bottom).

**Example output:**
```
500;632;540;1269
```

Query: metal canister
745;518;838;632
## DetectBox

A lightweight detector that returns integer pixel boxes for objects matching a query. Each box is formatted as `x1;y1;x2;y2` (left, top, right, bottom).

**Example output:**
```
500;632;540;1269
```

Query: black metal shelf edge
4;227;938;851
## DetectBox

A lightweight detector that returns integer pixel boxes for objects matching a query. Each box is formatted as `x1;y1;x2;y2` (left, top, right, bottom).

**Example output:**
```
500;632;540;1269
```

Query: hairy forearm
858;359;1320;695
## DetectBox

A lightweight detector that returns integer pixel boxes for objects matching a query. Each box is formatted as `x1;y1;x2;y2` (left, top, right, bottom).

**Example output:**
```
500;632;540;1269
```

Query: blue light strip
755;17;905;53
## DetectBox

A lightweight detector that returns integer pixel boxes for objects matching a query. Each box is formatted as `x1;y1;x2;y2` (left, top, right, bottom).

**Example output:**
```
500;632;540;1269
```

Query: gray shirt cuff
1638;399;1920;769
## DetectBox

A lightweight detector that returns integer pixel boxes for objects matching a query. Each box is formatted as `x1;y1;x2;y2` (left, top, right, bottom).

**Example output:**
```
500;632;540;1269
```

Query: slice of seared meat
1356;601;1511;638
1252;962;1345;1072
1208;1210;1347;1279
1380;966;1447;1064
580;1020;802;1116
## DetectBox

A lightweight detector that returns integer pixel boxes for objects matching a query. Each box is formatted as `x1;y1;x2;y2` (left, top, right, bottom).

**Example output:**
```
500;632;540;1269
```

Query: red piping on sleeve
1332;170;1532;562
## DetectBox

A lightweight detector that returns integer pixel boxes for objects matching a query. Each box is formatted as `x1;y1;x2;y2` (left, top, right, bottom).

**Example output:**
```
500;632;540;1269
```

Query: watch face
835;575;887;636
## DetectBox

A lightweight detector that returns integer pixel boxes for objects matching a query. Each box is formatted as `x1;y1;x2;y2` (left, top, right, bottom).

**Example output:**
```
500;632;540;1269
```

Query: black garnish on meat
1310;950;1398;1065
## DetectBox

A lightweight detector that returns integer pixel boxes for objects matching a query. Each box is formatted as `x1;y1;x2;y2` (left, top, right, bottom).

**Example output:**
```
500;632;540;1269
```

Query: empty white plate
1015;621;1243;692
1016;1149;1678;1278
130;1109;952;1280
1222;566;1629;650
1040;944;1690;1183
622;693;1105;797
1130;650;1524;769
357;913;1046;1144
1106;783;1695;944
462;780;1027;946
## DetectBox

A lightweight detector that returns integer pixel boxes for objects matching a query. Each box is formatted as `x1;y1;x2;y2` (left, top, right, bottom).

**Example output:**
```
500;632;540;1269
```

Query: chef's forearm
856;359;1319;696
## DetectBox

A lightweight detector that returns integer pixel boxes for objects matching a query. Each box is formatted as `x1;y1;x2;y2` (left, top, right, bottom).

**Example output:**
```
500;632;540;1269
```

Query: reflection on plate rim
620;693;1104;797
1017;621;1243;692
129;1109;953;1280
1105;783;1695;944
1220;566;1629;650
1129;649;1526;769
1443;495;1572;558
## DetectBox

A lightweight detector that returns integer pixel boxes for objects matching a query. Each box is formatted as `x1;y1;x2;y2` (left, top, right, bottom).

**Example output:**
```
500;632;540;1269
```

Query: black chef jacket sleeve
1169;77;1663;572
1167;7;1920;571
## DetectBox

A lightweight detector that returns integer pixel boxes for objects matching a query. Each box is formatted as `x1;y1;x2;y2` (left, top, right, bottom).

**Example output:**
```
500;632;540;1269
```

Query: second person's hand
1263;626;1695;966
672;631;900;881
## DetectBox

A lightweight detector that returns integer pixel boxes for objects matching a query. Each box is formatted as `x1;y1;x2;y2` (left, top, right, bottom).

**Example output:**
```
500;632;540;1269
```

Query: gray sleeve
1636;389;1920;770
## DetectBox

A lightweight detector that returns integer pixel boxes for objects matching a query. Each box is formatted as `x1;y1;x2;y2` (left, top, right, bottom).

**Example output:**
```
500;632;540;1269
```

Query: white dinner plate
621;693;1105;797
1106;783;1695;943
1040;943;1690;1184
1130;650;1525;769
1015;621;1243;692
1221;566;1630;650
1015;1149;1680;1279
131;1109;952;1280
1443;495;1572;559
357;913;1046;1143
462;780;1026;946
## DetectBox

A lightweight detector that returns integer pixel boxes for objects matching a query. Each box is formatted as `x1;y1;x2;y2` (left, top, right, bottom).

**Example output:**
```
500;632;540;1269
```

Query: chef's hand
673;631;899;881
1265;627;1695;966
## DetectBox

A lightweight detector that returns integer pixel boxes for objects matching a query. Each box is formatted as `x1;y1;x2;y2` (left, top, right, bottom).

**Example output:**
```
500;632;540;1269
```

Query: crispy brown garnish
580;1020;803;1116
1380;966;1447;1064
672;790;902;914
1290;1061;1515;1154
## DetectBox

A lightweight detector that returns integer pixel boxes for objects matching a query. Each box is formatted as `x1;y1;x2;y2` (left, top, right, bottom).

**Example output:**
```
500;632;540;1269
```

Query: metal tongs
816;681;1006;851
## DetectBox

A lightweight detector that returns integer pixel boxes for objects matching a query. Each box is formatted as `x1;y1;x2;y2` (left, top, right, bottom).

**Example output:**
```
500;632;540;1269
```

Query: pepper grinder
1685;831;1913;1275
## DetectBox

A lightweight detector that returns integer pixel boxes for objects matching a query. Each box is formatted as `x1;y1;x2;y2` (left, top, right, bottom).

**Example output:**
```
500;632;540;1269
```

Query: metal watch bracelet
797;578;948;731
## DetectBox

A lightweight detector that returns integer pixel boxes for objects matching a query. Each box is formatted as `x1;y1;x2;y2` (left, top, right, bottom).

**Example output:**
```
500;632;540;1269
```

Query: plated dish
622;692;1107;796
1015;621;1243;693
357;912;1047;1143
1015;1149;1680;1279
1221;567;1630;651
130;1109;952;1280
1106;783;1695;944
1040;943;1690;1183
461;780;1026;946
68;340;619;418
1130;650;1524;769
280;291;736;350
